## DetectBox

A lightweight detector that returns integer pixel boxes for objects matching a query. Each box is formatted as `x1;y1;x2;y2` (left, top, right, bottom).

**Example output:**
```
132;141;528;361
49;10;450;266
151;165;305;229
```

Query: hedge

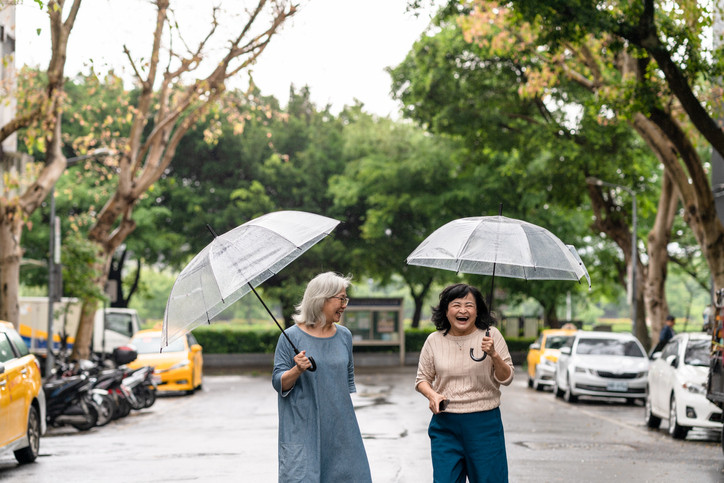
192;325;535;354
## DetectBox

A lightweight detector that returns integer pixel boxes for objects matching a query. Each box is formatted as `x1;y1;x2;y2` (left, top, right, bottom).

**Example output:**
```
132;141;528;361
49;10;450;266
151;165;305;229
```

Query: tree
63;0;298;359
330;108;476;327
457;0;724;342
389;6;644;329
0;0;82;325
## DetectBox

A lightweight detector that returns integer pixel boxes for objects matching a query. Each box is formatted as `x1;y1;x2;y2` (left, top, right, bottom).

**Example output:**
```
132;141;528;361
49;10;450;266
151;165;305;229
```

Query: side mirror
191;344;202;353
0;362;5;375
651;352;662;360
560;347;571;356
665;355;679;368
529;343;541;351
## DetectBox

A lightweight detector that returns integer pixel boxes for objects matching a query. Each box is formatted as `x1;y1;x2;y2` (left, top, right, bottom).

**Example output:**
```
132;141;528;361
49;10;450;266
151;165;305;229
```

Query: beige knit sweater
415;327;514;413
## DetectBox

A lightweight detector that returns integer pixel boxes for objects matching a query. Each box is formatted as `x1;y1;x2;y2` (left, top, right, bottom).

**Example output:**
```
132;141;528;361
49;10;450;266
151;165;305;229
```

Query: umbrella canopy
406;215;590;288
162;210;340;348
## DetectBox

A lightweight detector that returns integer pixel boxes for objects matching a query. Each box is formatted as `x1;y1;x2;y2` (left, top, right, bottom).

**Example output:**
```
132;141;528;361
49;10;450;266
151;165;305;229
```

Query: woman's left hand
481;334;497;358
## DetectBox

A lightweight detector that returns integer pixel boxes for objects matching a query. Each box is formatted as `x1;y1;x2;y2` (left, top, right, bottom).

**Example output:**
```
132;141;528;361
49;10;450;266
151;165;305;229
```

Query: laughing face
323;292;349;324
446;292;478;336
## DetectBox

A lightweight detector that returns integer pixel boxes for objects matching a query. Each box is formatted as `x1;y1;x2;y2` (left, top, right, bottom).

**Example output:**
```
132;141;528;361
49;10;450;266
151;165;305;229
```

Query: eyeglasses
330;295;350;305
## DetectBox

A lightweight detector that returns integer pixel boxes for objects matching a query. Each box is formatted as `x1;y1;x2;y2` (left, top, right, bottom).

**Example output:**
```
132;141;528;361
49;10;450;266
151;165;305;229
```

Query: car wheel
564;374;578;403
644;394;661;429
14;405;40;464
533;368;545;392
668;393;689;439
553;374;564;398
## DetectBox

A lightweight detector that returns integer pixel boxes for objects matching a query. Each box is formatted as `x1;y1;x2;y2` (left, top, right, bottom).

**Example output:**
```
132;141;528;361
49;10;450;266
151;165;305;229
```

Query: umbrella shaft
247;282;300;354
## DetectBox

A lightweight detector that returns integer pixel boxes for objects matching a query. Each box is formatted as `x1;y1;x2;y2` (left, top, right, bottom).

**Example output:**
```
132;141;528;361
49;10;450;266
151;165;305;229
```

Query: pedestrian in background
415;283;514;483
271;272;371;483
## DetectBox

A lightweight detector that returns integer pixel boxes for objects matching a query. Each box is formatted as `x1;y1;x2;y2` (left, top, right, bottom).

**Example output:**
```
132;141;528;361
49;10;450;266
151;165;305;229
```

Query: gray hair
292;272;352;327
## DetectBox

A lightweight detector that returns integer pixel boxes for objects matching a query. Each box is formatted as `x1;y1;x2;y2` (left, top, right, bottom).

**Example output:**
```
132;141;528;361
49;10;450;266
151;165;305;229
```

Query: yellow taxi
0;321;46;464
127;329;203;394
527;328;578;391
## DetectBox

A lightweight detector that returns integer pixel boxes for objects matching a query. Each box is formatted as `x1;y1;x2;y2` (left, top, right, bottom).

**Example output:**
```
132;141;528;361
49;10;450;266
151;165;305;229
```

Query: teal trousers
428;407;508;483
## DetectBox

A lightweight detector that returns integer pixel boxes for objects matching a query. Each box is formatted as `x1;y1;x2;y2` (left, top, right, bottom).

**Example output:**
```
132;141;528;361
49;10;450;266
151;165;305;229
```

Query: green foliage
191;325;280;354
60;230;105;303
190;323;535;354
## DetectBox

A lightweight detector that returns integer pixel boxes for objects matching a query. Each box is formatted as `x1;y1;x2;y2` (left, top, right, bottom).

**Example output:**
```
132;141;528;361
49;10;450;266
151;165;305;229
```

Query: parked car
126;329;203;394
527;328;578;391
646;332;722;439
0;321;46;464
553;331;648;404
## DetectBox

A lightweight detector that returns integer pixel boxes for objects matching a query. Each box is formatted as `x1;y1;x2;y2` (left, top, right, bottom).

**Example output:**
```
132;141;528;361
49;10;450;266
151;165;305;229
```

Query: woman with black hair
415;283;514;483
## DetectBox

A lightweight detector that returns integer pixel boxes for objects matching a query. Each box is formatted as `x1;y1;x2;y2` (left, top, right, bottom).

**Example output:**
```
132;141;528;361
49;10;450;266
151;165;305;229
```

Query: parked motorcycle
43;373;99;431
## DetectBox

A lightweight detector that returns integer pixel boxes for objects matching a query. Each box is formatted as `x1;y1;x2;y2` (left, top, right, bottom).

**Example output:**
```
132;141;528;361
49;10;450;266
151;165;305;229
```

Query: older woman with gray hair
272;272;371;483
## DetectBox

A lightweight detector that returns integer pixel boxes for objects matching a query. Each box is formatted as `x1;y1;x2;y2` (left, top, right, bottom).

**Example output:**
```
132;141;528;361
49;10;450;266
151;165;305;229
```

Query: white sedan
645;332;722;439
553;331;649;404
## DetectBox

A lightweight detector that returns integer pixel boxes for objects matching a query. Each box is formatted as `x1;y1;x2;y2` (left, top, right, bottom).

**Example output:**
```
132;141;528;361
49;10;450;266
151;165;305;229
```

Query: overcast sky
15;0;441;117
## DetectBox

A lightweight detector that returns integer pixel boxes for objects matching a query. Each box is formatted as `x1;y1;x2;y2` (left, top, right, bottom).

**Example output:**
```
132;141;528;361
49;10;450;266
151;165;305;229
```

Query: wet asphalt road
1;366;723;482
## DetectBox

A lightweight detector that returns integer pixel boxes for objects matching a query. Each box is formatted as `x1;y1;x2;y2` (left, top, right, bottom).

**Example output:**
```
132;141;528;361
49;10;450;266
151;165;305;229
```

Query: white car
645;332;722;439
553;331;649;404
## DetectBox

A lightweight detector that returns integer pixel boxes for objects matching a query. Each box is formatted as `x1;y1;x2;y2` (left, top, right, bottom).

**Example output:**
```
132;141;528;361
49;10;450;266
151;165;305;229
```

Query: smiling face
446;292;478;336
322;291;348;324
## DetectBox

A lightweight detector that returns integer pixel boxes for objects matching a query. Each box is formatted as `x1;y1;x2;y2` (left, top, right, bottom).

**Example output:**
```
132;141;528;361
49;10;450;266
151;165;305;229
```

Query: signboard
340;297;405;365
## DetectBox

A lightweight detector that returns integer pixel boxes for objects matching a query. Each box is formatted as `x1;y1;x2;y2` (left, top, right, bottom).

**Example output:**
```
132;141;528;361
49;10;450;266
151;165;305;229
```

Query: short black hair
666;314;675;321
430;283;495;335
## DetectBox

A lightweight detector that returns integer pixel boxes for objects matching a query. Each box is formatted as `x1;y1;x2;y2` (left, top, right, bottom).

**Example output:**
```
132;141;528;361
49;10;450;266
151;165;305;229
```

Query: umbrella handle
470;327;491;362
292;349;317;372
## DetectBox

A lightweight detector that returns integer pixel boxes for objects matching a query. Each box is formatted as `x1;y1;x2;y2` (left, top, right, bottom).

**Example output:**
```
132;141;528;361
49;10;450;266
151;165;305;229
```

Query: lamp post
586;177;638;338
45;148;115;376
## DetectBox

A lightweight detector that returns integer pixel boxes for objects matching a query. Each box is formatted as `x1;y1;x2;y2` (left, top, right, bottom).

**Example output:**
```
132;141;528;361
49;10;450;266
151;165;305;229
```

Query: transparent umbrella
406;209;590;361
162;210;340;370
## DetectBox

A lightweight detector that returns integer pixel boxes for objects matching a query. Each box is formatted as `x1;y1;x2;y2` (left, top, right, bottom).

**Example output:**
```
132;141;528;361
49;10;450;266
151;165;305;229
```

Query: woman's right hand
428;392;448;414
294;350;312;372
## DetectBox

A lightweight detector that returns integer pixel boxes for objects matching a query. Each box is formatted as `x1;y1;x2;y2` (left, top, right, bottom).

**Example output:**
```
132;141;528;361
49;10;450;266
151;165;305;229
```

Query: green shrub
192;324;535;354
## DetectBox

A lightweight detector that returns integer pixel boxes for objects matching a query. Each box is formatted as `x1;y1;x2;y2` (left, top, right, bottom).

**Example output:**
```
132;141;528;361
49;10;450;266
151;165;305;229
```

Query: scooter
43;373;99;431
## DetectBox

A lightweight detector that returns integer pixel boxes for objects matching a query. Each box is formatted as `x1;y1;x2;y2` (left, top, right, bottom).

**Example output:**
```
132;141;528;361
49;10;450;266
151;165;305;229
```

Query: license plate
607;381;628;392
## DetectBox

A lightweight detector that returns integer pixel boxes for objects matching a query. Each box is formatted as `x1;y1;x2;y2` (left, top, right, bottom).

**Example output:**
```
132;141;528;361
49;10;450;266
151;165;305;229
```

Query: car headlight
168;360;191;371
682;382;706;395
574;366;591;374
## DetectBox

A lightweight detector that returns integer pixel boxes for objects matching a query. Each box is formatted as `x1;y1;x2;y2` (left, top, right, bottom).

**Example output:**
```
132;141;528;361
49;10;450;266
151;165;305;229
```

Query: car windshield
684;339;710;367
575;338;645;357
132;335;184;354
105;312;134;337
546;335;572;350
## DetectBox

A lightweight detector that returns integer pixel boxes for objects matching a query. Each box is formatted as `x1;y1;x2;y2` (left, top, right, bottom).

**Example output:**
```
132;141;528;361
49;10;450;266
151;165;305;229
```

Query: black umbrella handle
470;327;491;362
293;350;317;372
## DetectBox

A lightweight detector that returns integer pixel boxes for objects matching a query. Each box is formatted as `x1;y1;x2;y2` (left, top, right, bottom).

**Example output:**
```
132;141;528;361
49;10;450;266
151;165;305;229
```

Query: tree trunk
0;1;81;325
0;216;22;325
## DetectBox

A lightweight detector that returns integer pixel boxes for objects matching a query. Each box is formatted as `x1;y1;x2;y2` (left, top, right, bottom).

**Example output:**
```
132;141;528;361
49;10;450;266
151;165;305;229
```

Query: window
661;340;679;360
546;335;573;350
0;333;15;363
133;335;184;354
576;338;645;358
104;313;134;337
5;329;29;357
684;339;709;367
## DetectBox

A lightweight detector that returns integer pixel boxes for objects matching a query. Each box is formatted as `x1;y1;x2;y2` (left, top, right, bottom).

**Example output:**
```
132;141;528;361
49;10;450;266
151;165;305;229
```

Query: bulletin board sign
340;298;405;365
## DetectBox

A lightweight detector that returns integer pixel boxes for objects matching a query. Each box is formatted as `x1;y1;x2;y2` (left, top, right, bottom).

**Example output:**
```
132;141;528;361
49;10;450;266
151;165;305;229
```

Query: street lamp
45;148;116;375
586;176;639;339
